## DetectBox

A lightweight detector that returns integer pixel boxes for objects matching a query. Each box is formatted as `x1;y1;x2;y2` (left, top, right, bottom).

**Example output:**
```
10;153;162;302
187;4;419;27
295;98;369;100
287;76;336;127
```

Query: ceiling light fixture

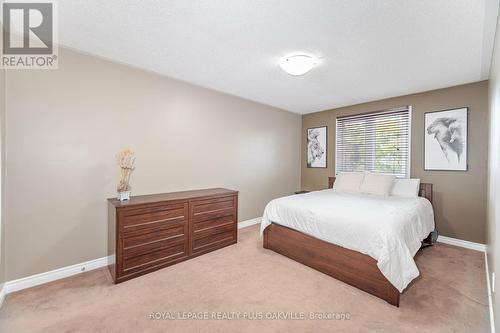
279;54;318;76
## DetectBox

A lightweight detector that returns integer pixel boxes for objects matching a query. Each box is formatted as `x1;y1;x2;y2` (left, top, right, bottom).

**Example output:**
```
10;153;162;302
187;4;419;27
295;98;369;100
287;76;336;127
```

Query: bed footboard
263;223;400;307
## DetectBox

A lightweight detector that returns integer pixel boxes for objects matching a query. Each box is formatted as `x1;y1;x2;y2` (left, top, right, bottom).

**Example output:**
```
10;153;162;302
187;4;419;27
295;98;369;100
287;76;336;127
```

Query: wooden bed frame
263;177;434;307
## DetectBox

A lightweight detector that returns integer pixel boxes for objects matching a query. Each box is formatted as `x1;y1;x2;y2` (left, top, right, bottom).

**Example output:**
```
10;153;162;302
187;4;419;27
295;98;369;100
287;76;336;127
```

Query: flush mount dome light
279;54;318;76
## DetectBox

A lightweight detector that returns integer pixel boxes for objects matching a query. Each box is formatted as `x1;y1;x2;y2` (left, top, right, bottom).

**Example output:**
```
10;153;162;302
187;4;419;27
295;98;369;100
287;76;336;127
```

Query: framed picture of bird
424;107;468;171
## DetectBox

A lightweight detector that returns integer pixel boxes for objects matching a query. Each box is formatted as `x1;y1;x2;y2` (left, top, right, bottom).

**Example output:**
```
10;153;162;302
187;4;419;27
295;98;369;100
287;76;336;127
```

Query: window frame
334;106;412;178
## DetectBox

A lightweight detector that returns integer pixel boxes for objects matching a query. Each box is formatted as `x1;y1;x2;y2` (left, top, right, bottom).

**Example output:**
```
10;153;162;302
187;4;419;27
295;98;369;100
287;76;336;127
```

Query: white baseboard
437;235;486;252
0;217;262;307
236;221;488;253
238;217;261;229
3;256;109;295
0;283;5;308
2;220;488;316
485;252;496;333
439;236;493;331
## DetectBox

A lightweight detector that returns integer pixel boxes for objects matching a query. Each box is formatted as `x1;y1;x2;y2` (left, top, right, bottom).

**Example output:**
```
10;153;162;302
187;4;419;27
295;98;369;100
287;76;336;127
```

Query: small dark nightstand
294;190;311;194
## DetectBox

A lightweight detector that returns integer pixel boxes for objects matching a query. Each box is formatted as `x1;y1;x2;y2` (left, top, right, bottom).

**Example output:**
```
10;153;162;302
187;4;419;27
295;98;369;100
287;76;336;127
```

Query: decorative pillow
359;172;395;196
332;172;365;193
390;179;420;197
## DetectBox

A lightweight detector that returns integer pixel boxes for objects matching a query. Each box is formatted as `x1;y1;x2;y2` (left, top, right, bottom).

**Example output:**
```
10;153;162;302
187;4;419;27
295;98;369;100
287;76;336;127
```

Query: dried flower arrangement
116;148;135;200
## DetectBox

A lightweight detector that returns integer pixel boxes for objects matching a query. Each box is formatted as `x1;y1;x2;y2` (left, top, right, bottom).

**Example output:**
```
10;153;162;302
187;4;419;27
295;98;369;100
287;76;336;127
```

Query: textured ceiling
58;0;498;113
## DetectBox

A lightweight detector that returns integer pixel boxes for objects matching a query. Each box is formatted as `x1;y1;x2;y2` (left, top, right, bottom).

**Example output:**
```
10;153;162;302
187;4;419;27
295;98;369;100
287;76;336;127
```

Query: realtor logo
1;1;58;69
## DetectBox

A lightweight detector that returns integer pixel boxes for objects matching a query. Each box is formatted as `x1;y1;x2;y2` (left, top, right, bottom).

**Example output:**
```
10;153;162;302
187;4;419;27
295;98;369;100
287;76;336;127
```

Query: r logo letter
28;9;48;48
2;2;53;54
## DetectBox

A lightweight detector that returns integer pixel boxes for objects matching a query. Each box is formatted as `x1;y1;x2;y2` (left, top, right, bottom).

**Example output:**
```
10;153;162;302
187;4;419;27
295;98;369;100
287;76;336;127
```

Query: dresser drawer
122;242;188;275
193;219;235;240
189;195;236;223
123;233;186;259
193;215;235;233
120;203;187;228
123;220;186;249
193;227;236;255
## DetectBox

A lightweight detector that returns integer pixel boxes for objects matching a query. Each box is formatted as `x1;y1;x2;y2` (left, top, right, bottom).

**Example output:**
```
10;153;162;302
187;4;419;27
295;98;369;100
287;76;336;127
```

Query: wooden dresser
107;188;238;283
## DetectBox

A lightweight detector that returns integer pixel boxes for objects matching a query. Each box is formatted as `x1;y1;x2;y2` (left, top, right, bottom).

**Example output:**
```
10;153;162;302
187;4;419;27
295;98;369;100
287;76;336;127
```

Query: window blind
335;106;411;178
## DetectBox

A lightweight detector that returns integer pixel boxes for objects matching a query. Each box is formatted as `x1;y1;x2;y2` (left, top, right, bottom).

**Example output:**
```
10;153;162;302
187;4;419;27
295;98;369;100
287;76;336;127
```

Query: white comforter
260;189;435;292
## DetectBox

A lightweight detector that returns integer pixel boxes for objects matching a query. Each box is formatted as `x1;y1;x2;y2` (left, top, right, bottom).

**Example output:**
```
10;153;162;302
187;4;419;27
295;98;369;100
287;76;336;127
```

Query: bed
261;177;435;307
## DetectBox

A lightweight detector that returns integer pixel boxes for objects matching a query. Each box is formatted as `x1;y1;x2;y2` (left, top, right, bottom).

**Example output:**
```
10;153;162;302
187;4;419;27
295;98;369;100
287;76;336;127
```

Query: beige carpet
0;225;489;333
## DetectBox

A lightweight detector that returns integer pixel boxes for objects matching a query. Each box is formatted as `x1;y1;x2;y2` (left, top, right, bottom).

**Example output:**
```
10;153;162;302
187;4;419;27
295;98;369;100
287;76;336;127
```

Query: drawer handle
194;220;235;234
194;236;234;252
193;207;234;216
124;234;185;250
123;250;185;272
123;216;185;229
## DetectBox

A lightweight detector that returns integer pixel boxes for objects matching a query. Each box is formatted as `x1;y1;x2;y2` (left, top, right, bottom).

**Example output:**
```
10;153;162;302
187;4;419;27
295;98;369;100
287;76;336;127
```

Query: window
335;106;411;178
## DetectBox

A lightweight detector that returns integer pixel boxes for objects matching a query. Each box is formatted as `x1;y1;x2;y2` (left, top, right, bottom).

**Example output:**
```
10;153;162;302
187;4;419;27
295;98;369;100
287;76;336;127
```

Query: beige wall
4;48;301;280
487;6;500;329
302;81;489;244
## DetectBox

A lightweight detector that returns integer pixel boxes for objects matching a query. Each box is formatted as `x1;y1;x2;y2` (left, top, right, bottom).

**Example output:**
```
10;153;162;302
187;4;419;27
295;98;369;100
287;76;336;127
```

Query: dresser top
108;187;238;208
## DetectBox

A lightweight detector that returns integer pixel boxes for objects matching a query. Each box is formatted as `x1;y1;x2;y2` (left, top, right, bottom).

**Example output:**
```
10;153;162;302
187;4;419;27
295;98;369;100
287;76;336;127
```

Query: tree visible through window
335;107;410;178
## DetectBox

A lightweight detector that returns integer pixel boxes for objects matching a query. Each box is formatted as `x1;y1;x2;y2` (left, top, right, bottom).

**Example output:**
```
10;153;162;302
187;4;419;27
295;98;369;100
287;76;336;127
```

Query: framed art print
307;126;327;168
424;107;468;171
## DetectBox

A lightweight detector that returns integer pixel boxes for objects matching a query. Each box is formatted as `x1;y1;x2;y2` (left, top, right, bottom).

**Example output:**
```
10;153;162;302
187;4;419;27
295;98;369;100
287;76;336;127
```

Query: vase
117;191;131;201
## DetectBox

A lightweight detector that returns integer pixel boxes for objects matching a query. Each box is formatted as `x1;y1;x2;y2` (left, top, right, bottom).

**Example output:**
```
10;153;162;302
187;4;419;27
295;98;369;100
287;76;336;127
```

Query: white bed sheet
260;189;435;292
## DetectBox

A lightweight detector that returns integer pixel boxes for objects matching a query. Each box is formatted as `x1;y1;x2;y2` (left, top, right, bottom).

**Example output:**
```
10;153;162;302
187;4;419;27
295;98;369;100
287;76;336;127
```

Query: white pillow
332;172;365;193
359;172;395;196
390;179;420;197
